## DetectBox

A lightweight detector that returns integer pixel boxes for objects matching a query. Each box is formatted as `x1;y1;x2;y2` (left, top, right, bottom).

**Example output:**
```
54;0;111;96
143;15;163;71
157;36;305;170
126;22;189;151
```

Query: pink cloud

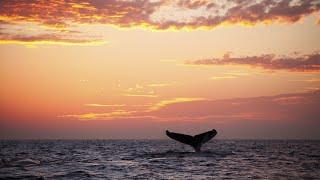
1;91;320;139
187;52;320;72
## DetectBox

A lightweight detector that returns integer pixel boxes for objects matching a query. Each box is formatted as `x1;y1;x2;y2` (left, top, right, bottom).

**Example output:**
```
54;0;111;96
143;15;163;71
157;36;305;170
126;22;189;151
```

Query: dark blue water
0;140;319;179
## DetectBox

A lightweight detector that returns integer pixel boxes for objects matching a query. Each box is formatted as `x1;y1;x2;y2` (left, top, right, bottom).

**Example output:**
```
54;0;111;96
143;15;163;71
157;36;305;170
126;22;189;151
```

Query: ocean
0;140;319;179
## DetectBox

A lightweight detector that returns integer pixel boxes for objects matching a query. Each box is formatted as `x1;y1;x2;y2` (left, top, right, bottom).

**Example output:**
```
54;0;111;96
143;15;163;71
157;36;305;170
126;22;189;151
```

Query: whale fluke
166;129;217;152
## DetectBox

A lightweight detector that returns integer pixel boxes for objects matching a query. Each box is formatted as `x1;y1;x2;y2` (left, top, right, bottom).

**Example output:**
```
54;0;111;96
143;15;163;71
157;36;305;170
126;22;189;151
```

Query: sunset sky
1;0;320;139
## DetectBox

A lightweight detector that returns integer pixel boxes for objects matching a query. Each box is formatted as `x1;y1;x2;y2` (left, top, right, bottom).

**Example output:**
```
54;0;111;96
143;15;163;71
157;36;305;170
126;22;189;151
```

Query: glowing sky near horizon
1;0;320;139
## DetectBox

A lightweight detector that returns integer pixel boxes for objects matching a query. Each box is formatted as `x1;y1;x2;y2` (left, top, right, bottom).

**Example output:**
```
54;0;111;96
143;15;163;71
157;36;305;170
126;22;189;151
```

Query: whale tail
166;129;217;152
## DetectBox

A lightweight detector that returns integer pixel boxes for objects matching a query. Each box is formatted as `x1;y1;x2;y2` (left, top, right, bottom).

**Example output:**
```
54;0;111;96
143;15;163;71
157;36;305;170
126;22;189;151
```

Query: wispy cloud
148;90;320;122
149;97;205;111
61;90;320;123
60;110;136;120
224;72;251;76
210;76;237;80
85;104;125;107
303;87;320;92
123;94;158;98
292;78;320;82
187;52;320;72
122;84;162;98
0;20;104;45
147;83;172;87
60;97;205;121
1;0;319;44
210;71;256;80
272;96;306;105
0;31;104;45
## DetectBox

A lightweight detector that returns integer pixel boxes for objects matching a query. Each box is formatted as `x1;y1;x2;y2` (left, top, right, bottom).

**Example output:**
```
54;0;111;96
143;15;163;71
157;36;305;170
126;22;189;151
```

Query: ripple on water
0;140;319;179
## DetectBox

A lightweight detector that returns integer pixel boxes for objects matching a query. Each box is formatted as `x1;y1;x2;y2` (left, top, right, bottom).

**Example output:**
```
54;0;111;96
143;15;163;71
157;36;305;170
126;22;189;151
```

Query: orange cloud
149;97;205;111
85;104;125;107
0;31;103;45
122;84;158;98
272;96;306;105
123;94;158;98
187;51;320;72
147;83;172;87
0;0;319;44
293;78;320;82
148;90;320;122
210;76;237;80
60;110;136;120
60;90;320;123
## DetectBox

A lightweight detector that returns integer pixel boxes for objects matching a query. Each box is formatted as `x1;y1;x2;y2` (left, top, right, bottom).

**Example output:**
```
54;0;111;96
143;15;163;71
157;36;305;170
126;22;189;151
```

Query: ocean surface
0;140;319;179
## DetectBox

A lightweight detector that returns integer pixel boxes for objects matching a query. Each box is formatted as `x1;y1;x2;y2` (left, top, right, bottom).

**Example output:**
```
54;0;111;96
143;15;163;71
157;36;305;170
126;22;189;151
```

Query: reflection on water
0;140;319;179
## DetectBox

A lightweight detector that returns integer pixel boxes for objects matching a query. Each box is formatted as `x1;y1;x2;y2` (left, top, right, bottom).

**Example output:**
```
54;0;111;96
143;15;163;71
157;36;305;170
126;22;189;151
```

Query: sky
1;0;320;139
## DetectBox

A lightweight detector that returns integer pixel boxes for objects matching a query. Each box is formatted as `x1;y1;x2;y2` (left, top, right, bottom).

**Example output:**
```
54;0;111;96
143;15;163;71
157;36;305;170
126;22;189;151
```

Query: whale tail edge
166;129;217;152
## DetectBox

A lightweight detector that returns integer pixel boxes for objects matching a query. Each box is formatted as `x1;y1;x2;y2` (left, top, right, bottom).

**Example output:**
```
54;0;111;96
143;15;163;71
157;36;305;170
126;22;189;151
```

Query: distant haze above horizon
1;0;320;139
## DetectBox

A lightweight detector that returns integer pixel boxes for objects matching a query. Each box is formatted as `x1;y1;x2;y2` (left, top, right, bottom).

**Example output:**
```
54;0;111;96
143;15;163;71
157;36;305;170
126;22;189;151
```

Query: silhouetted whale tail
166;129;217;152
